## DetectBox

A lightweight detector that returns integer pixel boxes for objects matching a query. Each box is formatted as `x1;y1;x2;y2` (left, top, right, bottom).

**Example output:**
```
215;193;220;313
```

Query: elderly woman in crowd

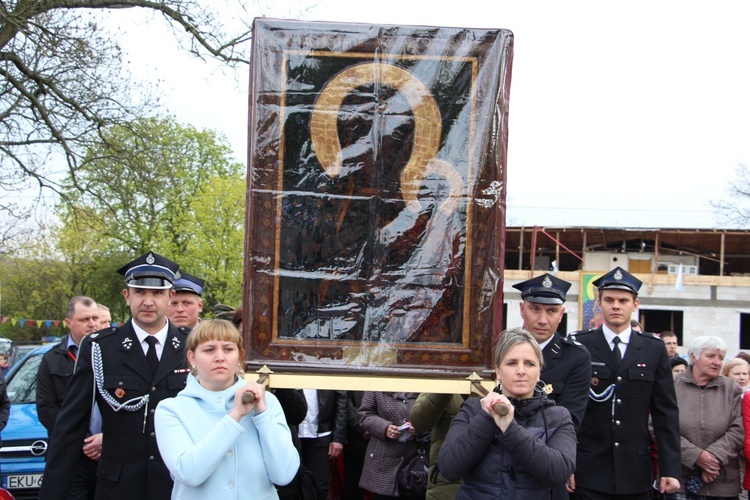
155;319;299;499
438;328;577;499
671;336;743;500
723;357;750;393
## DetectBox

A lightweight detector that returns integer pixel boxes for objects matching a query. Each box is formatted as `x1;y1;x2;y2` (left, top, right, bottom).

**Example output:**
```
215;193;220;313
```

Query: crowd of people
18;251;750;499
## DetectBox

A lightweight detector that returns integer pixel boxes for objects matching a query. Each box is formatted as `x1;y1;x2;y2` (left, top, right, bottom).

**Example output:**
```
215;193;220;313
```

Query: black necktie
145;336;159;374
68;344;78;362
612;336;622;366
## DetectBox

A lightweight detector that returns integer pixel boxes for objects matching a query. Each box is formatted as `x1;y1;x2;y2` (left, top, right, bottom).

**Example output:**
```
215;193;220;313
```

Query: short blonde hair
186;319;245;375
722;357;750;377
493;327;544;369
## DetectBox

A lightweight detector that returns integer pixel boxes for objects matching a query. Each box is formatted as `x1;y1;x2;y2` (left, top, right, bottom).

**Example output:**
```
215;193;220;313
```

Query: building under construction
503;226;750;356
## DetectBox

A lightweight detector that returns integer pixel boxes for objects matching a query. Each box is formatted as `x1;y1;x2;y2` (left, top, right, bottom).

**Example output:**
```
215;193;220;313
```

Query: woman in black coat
438;328;577;499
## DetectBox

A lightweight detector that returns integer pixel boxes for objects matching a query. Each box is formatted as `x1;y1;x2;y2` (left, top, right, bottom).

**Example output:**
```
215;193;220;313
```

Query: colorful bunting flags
0;317;123;329
1;317;65;329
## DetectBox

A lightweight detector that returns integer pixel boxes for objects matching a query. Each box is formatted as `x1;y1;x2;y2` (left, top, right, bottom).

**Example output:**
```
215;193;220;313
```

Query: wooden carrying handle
243;389;508;412
470;380;509;415
240;372;270;404
241;392;255;404
493;401;510;416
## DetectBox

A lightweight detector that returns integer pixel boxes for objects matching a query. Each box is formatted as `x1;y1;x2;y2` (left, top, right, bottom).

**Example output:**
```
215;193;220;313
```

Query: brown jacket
674;368;744;497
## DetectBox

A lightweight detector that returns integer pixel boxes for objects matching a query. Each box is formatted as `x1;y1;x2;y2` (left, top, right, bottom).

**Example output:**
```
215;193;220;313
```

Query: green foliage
0;117;246;332
0;1;264;334
58;116;246;312
0;253;69;320
0;246;70;341
72;116;243;255
179;176;246;308
55;208;133;321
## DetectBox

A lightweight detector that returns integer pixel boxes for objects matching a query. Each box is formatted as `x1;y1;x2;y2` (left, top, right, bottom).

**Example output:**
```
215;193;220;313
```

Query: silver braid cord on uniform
92;341;149;412
588;384;615;403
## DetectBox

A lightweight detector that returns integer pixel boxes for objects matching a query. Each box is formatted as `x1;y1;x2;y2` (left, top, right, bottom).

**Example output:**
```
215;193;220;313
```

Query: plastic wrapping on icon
243;18;513;375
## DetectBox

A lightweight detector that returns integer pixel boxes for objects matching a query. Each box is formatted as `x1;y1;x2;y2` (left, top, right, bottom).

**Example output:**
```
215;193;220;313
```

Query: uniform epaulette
562;335;586;349
636;330;663;342
88;326;119;341
568;328;595;339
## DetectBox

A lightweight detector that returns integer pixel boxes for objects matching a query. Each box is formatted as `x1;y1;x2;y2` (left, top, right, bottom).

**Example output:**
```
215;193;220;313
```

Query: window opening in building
501;303;508;332
639;310;683;344
739;313;750;350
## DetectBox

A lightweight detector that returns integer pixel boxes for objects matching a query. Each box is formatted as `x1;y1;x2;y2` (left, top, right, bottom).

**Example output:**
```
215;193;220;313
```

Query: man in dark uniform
166;270;204;330
569;267;680;499
514;274;590;500
40;251;190;500
513;273;591;430
37;296;102;499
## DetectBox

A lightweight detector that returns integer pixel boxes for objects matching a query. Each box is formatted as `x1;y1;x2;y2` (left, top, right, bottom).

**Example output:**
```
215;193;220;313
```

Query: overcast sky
115;0;750;229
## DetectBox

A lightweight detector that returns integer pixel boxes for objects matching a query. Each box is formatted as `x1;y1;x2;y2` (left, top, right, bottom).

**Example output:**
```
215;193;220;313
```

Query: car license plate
2;473;43;489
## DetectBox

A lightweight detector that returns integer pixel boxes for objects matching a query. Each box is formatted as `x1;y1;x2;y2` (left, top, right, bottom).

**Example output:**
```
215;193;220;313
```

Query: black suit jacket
571;327;680;495
36;335;75;434
540;332;591;431
312;390;348;444
0;371;9;443
39;321;189;500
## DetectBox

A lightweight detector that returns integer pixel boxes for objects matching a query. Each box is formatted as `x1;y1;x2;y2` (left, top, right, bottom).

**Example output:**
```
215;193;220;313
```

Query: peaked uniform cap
213;304;236;321
512;273;572;304
592;266;642;295
116;251;179;289
172;271;205;296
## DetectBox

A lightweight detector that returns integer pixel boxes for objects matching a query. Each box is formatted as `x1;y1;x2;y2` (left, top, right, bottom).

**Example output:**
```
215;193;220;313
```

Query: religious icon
244;19;513;375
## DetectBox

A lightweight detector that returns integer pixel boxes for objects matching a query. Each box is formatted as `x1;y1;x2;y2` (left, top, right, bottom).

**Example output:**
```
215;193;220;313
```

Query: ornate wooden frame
243;18;513;376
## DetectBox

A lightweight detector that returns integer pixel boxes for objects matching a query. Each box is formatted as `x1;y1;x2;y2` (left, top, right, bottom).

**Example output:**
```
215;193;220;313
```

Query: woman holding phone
357;390;421;499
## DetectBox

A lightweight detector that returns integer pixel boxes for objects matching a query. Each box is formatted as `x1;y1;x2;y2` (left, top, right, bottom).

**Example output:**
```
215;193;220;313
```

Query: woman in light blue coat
155;320;299;499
